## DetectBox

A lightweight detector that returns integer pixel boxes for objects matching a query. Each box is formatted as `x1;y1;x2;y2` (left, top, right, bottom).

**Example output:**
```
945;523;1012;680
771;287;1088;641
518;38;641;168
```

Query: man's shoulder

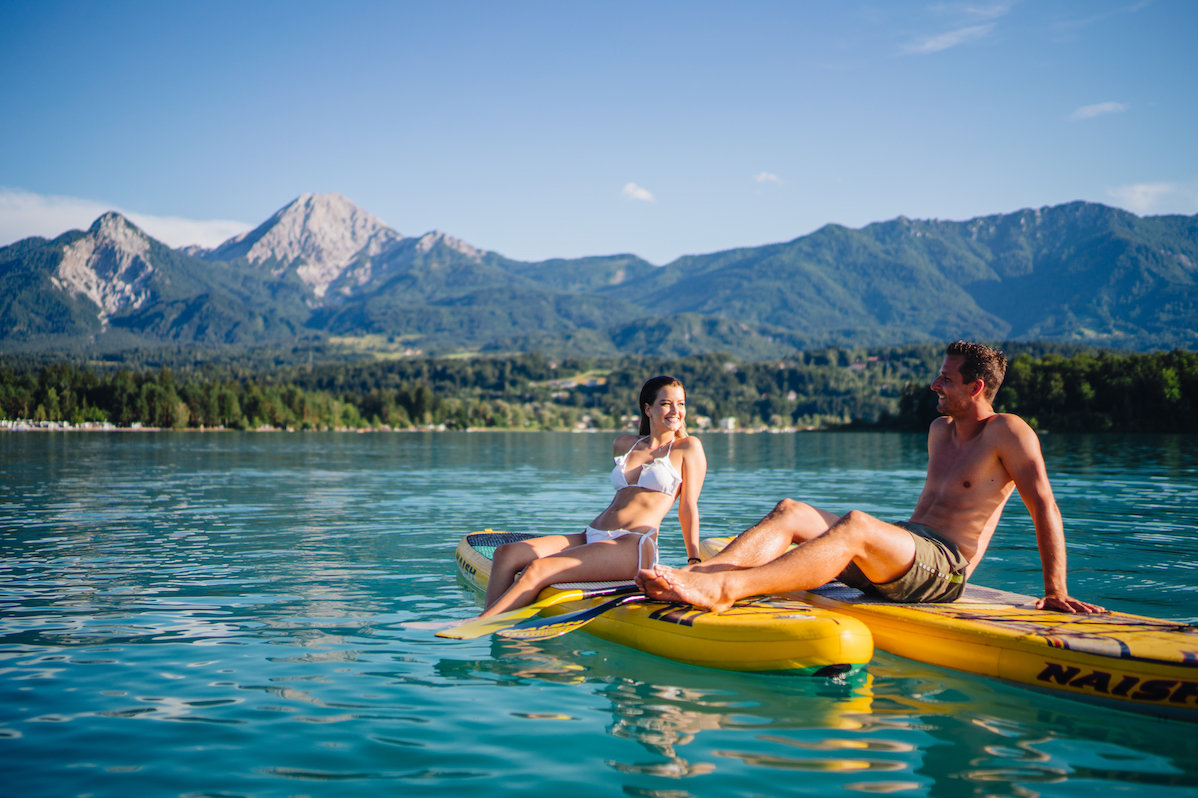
933;413;1037;445
986;412;1036;436
982;414;1045;461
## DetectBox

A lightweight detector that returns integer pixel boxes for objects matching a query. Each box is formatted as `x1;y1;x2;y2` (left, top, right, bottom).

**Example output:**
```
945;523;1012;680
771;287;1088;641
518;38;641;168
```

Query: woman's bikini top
611;436;683;496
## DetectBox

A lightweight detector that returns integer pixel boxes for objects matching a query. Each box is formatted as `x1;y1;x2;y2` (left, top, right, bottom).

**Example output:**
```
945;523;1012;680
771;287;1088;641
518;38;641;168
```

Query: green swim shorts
836;521;968;603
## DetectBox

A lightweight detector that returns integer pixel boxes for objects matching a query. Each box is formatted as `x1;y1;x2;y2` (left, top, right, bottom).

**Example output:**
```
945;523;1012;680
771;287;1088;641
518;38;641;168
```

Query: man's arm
998;416;1106;614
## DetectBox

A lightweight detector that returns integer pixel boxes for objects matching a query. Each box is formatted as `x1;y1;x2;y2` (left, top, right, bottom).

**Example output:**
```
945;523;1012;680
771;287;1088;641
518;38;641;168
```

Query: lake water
2;430;1196;797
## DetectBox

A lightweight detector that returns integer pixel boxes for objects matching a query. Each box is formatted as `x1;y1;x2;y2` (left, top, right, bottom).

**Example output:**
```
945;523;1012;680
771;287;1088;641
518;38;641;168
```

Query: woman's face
645;384;686;433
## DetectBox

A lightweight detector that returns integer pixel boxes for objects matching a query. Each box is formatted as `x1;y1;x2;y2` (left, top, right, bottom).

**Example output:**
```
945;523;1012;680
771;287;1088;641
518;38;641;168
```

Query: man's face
930;355;973;415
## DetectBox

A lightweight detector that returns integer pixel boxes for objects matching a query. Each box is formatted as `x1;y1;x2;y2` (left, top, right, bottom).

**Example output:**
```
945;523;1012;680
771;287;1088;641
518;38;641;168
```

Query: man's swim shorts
837;521;968;603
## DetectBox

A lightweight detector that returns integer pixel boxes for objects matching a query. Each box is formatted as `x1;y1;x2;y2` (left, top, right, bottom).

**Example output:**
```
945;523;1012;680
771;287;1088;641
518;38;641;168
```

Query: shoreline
0;418;831;434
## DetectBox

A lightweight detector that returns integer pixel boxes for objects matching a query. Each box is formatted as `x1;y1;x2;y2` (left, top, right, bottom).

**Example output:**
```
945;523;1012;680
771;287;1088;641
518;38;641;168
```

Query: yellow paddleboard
456;531;874;676
700;536;1198;719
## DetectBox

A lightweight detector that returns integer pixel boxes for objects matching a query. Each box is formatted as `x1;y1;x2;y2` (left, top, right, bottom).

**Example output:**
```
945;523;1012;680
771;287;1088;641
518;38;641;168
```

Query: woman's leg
484;534;584;609
481;535;642;618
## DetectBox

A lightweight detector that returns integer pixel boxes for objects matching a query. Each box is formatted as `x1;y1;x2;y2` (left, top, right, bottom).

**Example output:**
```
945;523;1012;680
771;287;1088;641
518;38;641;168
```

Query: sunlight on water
1;431;1196;796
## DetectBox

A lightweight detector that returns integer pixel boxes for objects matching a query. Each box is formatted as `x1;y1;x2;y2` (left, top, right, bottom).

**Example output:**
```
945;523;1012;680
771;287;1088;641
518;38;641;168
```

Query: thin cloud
622;182;656;202
1051;1;1152;33
0;187;250;248
0;188;112;246
903;22;995;54
1070;101;1129;120
754;172;783;184
930;2;1014;21
901;2;1011;55
924;1;1011;22
1106;182;1190;214
124;213;252;249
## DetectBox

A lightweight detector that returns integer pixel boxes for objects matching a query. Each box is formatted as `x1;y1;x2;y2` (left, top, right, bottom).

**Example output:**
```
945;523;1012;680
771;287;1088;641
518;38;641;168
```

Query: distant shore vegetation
2;344;1195;434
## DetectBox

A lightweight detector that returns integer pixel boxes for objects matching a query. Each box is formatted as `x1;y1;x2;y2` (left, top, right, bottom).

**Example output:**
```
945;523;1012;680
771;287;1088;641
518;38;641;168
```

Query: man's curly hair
946;341;1007;402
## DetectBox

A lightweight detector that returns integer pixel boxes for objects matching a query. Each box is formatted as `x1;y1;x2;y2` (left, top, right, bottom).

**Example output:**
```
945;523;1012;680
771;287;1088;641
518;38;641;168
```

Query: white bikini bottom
583;525;659;571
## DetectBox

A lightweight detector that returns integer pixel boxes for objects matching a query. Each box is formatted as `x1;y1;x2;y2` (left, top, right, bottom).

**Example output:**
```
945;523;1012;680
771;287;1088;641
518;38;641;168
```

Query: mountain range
2;192;1196;359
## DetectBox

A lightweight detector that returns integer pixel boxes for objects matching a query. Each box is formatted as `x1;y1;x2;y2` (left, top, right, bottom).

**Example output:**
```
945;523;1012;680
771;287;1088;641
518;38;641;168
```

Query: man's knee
834;510;906;553
837;509;882;533
839;509;871;526
827;510;880;543
773;498;812;519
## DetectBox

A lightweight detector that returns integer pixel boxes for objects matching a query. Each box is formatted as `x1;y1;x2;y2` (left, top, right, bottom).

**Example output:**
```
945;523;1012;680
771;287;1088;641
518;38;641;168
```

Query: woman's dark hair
638;375;685;435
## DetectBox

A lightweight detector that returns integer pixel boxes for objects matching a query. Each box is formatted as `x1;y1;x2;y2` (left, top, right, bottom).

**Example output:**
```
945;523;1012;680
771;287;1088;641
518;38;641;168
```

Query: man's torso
909;415;1019;571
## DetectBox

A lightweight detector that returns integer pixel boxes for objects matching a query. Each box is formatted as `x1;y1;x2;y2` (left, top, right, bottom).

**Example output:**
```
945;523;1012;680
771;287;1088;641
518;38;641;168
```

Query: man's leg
694;499;841;571
642;510;918;612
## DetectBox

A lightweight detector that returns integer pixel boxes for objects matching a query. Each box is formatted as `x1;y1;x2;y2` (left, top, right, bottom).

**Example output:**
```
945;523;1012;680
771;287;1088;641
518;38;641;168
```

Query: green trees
1;346;1194;432
993;349;1198;432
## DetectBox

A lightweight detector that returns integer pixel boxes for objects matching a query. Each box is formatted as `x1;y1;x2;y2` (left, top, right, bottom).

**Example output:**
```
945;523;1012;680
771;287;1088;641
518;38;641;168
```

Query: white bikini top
611;437;683;496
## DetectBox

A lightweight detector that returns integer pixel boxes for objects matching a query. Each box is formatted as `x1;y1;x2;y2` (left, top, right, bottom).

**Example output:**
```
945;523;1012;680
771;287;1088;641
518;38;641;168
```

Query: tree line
2;345;1195;433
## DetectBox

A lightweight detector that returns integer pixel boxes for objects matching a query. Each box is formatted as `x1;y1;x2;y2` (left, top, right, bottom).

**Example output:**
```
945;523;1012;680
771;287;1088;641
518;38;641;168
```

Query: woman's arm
676;437;707;561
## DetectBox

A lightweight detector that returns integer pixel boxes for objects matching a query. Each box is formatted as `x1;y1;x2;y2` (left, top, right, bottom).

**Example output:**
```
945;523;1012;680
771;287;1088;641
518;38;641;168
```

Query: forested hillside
4;346;1195;434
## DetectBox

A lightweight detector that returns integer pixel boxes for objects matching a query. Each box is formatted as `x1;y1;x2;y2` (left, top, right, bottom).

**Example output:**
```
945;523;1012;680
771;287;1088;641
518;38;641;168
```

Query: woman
479;375;707;618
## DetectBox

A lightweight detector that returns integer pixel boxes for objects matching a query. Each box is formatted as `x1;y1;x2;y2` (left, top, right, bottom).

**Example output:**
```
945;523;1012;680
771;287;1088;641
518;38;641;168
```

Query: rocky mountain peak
53;213;155;323
232;193;399;262
414;230;483;260
204;193;404;298
89;212;153;255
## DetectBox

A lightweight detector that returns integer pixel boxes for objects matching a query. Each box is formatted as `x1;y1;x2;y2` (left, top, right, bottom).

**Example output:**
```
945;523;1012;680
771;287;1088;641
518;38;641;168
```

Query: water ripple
2;431;1196;797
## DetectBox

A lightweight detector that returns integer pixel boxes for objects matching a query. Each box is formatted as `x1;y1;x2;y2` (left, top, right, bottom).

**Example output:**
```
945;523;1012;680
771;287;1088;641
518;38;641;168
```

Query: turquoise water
2;431;1196;797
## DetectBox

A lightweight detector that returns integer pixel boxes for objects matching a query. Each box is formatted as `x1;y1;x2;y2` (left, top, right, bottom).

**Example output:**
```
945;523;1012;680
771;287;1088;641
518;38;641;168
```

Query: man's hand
1036;594;1107;614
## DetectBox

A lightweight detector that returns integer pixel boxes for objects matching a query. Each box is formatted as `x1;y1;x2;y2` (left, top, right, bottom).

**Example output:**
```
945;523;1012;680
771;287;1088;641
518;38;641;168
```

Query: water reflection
435;636;897;789
604;674;877;782
432;629;1198;797
4;431;1197;797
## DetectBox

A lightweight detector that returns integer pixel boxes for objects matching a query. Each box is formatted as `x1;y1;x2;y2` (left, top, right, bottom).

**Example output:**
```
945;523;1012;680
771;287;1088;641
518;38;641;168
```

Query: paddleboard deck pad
700;537;1198;720
456;531;874;676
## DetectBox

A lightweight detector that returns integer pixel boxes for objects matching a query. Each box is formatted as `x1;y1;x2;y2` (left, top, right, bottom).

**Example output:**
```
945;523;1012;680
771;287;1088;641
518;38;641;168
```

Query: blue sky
2;0;1195;264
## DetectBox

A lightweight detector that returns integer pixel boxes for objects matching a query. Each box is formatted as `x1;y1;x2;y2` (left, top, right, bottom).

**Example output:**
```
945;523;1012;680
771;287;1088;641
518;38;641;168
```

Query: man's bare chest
927;439;1009;495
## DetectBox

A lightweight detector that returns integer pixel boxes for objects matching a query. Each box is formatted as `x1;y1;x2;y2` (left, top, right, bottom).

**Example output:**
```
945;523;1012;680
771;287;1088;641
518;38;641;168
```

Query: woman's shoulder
674;433;704;453
612;432;640;453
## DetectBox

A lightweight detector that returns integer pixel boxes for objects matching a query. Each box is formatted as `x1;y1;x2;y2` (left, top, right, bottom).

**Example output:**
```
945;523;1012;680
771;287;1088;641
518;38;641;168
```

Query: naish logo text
455;553;477;577
1037;662;1198;705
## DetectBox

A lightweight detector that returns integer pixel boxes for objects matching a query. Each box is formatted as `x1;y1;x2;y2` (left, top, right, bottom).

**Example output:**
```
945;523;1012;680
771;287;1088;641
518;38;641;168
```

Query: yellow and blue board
456;531;874;676
700;537;1198;720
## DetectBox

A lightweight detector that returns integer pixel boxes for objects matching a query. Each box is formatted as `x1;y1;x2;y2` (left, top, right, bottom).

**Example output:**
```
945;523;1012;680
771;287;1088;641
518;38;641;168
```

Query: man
637;341;1105;614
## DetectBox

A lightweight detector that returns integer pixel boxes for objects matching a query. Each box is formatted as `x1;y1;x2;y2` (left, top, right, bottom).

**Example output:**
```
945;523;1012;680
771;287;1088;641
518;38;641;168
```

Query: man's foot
688;561;738;573
636;565;733;613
